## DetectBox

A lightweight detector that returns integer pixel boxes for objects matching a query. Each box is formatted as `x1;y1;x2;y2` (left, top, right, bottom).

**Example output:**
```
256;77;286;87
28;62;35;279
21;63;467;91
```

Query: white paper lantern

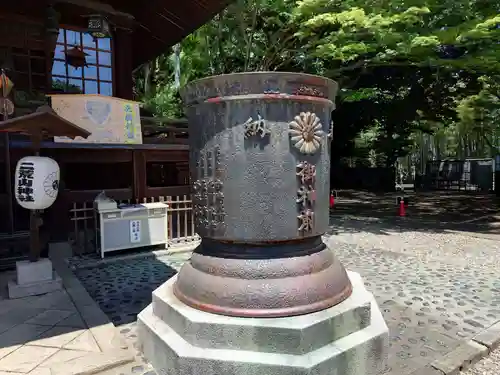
14;156;60;210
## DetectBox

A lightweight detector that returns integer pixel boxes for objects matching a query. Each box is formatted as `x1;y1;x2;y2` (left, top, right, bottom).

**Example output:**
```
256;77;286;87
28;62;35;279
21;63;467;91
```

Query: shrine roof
0;106;91;139
4;0;233;68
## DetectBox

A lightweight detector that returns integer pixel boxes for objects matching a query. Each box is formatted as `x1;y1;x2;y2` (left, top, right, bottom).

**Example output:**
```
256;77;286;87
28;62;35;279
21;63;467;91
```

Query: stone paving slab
0;243;134;375
431;340;488;375
408;366;445;375
0;287;104;374
471;321;500;352
49;349;134;375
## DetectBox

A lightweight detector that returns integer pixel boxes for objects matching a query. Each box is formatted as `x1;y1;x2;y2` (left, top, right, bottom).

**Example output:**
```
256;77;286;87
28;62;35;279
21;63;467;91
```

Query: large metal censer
175;72;352;318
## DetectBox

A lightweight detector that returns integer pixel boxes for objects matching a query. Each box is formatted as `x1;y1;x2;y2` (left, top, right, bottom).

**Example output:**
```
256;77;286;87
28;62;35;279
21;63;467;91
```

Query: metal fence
69;195;198;255
423;159;494;191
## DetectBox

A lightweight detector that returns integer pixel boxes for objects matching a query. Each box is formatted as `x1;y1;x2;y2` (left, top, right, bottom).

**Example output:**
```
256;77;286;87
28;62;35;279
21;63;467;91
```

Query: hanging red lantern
65;46;88;68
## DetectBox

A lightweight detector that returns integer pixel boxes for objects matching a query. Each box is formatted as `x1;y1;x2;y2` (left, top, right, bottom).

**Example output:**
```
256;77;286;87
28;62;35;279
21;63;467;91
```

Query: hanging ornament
87;15;111;38
65;46;88;68
0;70;15;118
0;70;14;98
0;98;14;116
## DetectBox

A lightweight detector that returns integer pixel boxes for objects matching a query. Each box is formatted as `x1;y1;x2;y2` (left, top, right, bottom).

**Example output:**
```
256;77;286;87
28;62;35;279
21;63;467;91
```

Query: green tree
134;0;306;118
293;0;500;164
134;0;500;165
454;75;500;157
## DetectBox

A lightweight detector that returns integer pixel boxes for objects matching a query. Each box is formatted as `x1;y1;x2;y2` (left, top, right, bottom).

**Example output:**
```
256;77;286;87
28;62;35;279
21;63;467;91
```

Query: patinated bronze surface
177;72;352;317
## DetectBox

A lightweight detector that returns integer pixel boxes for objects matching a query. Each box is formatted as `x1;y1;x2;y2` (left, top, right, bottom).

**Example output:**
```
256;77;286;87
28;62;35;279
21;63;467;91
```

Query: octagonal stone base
137;271;389;375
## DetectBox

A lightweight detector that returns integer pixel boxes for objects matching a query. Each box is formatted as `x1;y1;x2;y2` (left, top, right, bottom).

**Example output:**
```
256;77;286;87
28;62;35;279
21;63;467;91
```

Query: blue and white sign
129;220;141;244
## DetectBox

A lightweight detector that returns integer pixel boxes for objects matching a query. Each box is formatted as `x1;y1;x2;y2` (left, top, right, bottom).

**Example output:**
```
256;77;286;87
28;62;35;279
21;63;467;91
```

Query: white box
95;202;169;258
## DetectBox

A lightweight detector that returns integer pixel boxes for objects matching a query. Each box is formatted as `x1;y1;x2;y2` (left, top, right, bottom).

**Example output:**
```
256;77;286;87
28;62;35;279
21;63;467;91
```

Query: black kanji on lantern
17;162;35;202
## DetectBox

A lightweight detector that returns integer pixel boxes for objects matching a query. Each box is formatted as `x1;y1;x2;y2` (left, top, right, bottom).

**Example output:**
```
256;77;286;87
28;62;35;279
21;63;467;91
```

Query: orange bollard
399;199;406;217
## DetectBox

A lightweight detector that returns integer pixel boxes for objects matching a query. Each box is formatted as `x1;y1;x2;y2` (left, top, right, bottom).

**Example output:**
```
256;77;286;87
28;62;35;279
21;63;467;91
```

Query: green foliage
293;0;500;164
133;50;184;118
455;75;500;154
295;0;500;73
51;79;82;94
134;0;500;165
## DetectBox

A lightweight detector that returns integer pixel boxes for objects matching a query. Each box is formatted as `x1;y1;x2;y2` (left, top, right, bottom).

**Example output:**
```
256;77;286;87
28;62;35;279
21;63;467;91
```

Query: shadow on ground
75;256;180;326
329;190;500;237
72;240;500;375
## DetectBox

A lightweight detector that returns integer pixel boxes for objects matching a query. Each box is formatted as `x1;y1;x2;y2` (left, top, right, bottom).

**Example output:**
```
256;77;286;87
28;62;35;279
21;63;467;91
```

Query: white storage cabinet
94;201;168;258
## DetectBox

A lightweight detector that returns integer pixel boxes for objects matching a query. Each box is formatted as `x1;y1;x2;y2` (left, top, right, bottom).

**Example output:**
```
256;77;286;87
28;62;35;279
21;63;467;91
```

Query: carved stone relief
242;114;270;138
296;161;316;185
291;115;325;234
196;152;206;179
293;85;325;98
296;186;316;209
214;147;223;178
297;209;314;233
289;112;324;154
193;147;226;233
296;160;316;235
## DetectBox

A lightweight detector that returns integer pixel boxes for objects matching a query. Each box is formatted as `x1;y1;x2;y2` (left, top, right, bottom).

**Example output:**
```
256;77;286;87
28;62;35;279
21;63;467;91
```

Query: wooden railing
140;117;189;145
69;194;198;255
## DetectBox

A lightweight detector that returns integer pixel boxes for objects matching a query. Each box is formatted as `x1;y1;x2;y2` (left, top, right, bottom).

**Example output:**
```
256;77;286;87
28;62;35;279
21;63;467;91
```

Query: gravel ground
72;217;500;375
462;347;500;375
330;216;500;374
329;216;500;267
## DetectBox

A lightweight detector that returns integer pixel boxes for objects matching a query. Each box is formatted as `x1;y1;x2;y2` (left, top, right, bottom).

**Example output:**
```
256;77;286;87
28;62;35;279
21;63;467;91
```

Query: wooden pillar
113;29;134;100
132;150;146;201
3;133;14;234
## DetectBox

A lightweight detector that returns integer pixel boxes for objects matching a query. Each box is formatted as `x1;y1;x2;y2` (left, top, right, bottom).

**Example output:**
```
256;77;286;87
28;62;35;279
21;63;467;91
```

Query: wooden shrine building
0;0;229;264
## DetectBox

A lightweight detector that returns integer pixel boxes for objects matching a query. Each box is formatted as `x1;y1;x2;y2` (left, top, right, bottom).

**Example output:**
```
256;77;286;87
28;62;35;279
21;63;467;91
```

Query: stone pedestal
138;270;388;375
138;72;388;374
8;258;62;299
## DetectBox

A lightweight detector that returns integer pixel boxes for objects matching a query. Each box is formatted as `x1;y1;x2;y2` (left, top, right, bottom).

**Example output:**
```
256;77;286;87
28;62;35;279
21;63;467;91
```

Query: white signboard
130;220;141;243
50;94;143;144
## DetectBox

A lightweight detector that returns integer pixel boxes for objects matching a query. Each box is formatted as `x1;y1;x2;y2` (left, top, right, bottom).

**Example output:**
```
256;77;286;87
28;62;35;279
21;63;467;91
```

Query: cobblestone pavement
73;218;500;375
74;253;190;375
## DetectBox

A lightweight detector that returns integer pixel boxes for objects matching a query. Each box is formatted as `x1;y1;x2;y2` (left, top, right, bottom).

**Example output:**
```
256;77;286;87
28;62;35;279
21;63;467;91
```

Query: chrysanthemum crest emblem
289;112;324;154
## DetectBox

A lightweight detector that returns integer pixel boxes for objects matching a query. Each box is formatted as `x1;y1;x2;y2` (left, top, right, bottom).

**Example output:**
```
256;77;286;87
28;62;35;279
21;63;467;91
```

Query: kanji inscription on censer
193;147;225;233
296;161;317;234
243;114;270;139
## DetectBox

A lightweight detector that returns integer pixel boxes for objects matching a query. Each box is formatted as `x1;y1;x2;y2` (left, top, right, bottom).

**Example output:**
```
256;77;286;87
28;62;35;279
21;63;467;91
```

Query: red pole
399;199;406;217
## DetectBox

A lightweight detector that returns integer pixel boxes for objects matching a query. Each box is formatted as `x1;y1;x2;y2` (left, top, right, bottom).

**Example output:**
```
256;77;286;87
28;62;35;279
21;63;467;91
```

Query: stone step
137;272;389;375
151;276;373;355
